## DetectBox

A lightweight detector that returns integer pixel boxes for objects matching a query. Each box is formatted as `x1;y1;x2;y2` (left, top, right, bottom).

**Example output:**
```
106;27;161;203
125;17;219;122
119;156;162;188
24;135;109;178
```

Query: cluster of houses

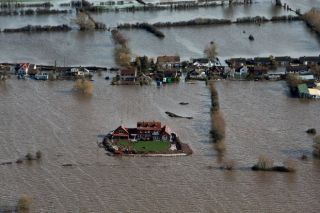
114;55;181;85
115;55;320;87
13;63;92;80
224;55;320;80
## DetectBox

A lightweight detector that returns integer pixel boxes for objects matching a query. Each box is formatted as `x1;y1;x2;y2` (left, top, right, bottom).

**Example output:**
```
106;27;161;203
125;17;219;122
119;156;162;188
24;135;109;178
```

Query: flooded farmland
1;0;320;212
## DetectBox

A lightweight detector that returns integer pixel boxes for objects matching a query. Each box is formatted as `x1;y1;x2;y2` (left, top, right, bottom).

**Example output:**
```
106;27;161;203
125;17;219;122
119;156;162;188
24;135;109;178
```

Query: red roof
120;67;136;76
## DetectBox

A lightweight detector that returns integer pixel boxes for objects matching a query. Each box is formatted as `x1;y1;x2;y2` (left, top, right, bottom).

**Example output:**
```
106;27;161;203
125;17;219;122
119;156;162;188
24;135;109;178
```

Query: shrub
17;195;32;211
36;151;42;159
111;29;128;46
211;111;226;142
209;82;219;111
214;140;226;153
16;158;23;164
313;135;320;158
73;79;94;95
255;156;274;170
25;153;34;161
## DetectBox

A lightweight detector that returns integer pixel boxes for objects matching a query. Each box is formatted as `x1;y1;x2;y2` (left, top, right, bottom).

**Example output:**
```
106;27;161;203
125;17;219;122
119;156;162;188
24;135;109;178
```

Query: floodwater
0;77;320;212
1;1;320;212
0;1;319;66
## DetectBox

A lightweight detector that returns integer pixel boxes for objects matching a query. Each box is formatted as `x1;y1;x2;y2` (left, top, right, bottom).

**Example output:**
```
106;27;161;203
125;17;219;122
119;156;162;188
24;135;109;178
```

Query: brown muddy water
0;77;320;212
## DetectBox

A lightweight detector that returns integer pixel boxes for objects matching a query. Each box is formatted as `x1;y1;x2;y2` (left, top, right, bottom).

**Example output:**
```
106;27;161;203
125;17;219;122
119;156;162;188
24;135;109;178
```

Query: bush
111;30;128;46
254;156;274;170
211;111;226;142
209;82;219;111
214;140;226;154
25;153;34;161
306;128;317;134
36;151;42;159
313;135;320;158
17;195;32;211
73;79;94;95
16;158;23;164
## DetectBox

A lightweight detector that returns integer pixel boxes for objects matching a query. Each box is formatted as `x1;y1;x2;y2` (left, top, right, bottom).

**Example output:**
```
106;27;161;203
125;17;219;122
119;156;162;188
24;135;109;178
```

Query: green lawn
118;140;171;153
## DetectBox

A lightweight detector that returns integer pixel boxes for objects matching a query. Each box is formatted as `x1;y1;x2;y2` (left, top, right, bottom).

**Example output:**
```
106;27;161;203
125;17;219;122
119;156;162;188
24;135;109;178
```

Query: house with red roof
110;121;174;142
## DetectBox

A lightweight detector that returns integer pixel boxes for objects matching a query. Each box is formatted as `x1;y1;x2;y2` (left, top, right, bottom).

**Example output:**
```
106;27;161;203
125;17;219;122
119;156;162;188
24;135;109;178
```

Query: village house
110;121;174;142
299;56;320;66
253;57;272;66
155;69;178;83
192;58;218;68
286;65;311;75
207;66;225;77
70;67;91;77
274;56;292;66
156;55;180;69
248;66;269;79
226;58;248;67
119;67;137;82
16;63;30;76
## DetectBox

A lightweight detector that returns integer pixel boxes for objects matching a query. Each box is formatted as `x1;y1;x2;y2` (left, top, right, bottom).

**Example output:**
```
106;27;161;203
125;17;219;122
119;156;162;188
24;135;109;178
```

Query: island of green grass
101;121;193;156
118;140;171;153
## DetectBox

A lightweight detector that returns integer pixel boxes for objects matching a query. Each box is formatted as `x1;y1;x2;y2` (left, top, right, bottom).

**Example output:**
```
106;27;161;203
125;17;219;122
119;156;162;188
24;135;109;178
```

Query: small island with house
102;121;193;156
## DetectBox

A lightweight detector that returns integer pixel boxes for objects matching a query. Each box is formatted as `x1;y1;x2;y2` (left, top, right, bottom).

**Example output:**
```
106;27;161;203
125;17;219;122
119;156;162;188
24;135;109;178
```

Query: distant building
286;65;310;75
299;56;320;66
156;55;180;69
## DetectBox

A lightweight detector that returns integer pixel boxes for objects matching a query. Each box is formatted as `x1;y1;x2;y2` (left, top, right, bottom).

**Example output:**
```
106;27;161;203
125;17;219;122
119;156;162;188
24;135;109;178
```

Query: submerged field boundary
0;14;302;34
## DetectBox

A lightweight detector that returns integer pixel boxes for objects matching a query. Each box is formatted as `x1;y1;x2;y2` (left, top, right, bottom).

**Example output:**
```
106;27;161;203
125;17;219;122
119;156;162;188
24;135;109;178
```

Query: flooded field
0;20;318;66
0;78;320;212
1;0;320;212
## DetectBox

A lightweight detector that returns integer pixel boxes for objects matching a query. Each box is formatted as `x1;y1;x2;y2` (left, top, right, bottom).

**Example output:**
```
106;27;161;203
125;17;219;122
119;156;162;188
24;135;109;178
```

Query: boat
105;76;110;80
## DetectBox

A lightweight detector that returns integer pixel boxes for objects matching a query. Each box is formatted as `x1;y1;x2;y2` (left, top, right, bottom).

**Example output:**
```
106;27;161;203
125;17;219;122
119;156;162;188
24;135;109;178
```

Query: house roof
161;125;172;136
112;125;129;137
192;58;209;64
275;56;291;62
157;55;180;64
299;75;315;81
120;67;136;76
227;58;247;64
299;56;320;63
286;65;309;72
253;57;271;63
137;121;162;131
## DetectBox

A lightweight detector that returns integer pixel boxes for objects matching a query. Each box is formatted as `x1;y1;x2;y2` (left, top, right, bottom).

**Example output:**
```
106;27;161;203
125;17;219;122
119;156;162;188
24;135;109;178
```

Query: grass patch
117;140;171;153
